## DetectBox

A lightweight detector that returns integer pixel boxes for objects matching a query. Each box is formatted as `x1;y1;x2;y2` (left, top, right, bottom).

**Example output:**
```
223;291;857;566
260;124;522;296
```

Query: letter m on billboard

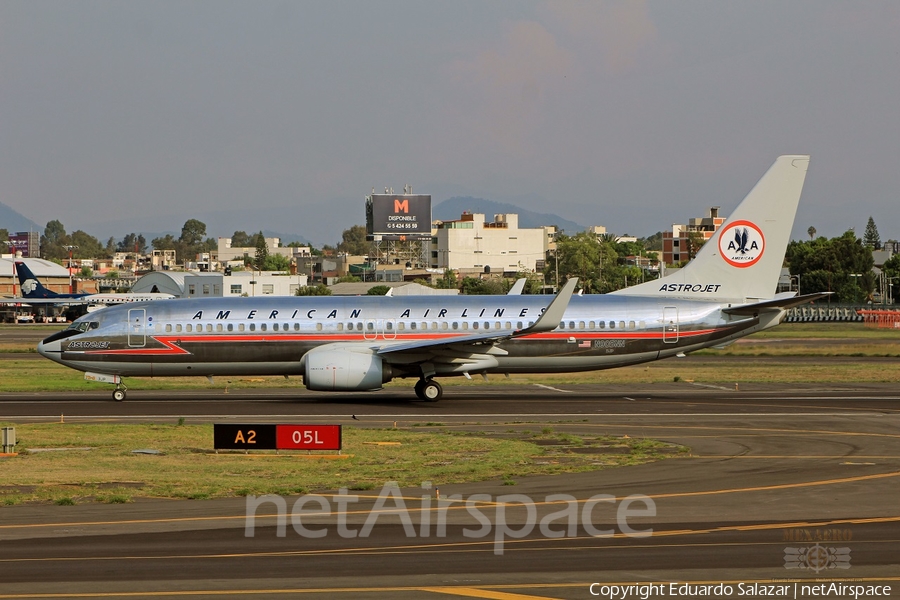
394;199;409;213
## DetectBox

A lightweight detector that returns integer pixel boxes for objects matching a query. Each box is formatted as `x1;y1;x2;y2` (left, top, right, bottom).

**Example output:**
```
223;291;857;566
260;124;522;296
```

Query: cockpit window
67;321;96;333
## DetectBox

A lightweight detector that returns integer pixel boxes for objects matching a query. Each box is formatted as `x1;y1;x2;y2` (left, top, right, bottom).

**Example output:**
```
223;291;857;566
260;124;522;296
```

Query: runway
1;385;899;598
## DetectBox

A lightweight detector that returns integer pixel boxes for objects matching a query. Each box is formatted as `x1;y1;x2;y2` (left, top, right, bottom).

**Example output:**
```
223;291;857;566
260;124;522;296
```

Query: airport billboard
366;194;432;240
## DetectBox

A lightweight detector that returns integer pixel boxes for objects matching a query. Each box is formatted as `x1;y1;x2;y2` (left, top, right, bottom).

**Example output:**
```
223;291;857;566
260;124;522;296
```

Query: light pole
62;245;78;294
2;241;16;297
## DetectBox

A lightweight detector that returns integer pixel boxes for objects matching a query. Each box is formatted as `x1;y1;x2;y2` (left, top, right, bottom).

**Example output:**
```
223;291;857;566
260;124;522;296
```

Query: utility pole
62;245;78;294
2;242;16;297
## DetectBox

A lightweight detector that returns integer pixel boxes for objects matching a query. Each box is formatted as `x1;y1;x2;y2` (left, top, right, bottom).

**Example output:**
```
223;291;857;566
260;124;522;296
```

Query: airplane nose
37;337;62;358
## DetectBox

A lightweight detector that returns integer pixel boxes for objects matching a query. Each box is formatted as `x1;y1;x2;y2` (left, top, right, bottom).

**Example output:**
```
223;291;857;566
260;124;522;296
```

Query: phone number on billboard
386;223;422;229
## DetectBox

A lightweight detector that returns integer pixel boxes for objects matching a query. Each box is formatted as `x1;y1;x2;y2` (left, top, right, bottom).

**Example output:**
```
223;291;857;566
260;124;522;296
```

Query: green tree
296;284;332;296
336;225;371;256
0;229;8;244
117;233;147;254
807;226;817;240
864;216;881;250
254;232;269;271
231;231;252;247
435;269;457;289
41;220;69;260
263;253;291;272
69;230;103;258
786;229;875;302
366;285;391;295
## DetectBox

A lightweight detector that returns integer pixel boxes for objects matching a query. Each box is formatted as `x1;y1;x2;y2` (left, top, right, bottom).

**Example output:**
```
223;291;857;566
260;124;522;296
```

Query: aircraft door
383;319;397;340
662;306;679;343
128;308;146;347
363;319;377;341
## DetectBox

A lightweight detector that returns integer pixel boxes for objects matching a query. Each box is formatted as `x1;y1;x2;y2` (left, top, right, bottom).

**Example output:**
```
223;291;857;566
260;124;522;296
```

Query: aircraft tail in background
14;261;69;299
612;155;810;304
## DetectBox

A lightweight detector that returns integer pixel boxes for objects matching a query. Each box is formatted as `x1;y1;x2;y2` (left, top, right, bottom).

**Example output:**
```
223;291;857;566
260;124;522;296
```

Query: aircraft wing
377;278;578;357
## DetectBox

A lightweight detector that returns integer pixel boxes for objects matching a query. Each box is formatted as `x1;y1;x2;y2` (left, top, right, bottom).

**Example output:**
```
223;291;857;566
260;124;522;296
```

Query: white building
133;271;308;298
430;213;550;276
217;237;311;266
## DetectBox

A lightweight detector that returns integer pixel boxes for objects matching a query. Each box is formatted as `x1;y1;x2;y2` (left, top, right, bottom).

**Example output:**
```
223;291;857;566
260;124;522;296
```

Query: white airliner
38;156;823;402
0;261;174;313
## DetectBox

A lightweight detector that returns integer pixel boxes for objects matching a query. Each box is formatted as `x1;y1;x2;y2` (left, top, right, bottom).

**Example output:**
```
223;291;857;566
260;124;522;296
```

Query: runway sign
214;424;342;451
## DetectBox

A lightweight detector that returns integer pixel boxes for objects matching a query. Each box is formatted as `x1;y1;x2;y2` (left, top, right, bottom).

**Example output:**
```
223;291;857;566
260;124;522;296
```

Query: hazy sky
2;1;899;246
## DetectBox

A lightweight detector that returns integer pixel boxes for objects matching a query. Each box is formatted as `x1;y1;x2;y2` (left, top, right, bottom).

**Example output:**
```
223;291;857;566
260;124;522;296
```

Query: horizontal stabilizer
722;292;832;315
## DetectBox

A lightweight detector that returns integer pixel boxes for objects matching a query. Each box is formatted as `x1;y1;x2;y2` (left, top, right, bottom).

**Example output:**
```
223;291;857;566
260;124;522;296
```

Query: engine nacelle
303;344;392;391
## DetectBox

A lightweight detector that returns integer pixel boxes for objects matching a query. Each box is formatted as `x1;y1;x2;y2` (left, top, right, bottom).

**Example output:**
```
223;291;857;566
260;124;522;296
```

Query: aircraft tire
422;380;442;402
414;380;427;400
113;389;126;402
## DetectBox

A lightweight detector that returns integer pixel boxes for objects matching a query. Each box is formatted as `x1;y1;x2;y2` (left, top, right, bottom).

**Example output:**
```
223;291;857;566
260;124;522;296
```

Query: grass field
0;423;682;505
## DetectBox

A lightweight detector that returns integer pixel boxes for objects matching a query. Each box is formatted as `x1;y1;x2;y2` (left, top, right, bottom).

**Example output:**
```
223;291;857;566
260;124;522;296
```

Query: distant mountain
0;201;43;234
434;197;588;233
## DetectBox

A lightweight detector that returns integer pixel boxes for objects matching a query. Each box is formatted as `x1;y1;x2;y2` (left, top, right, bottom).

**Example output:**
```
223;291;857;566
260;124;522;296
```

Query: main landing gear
414;379;442;402
112;383;127;402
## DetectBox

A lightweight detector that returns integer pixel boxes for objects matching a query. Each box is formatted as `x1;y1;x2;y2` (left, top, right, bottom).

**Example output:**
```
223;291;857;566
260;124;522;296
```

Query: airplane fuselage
38;294;770;380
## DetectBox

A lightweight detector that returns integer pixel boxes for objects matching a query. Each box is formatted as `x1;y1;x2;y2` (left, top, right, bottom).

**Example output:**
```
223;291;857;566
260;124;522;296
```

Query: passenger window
186;324;192;333
176;324;182;333
410;322;417;330
431;322;438;330
452;322;458;330
569;321;575;329
386;322;393;330
609;321;615;329
227;324;233;332
619;321;625;329
261;324;267;332
505;322;512;329
517;321;524;329
337;323;343;331
599;321;605;329
559;321;565;330
249;323;256;332
629;321;635;329
165;324;172;333
216;324;223;332
398;322;405;331
206;324;213;333
579;321;585;329
589;321;595;329
367;322;374;331
238;324;245;332
462;322;468;330
441;322;448;330
316;323;322;331
294;323;300;331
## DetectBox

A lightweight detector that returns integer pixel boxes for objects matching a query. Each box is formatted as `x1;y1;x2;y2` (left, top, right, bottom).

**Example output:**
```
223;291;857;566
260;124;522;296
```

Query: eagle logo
718;220;765;268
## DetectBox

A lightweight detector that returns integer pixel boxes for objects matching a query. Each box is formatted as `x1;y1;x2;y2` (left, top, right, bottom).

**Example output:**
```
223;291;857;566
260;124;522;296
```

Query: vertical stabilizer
612;155;809;303
14;261;59;299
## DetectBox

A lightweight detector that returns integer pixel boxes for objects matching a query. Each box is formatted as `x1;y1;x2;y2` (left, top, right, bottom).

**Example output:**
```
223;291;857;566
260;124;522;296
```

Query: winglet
515;278;578;336
507;278;526;295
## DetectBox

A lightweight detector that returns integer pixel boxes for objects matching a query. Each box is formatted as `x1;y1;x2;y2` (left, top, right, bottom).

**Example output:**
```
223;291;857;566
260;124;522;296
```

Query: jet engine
303;344;392;392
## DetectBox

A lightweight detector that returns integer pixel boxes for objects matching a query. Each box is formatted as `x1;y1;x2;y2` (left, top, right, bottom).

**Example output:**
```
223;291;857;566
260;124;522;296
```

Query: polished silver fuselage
38;294;771;379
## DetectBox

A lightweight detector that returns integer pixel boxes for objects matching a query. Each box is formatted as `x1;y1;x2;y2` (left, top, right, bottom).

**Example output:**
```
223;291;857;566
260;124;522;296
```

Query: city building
662;207;726;265
430;213;550;277
132;270;308;298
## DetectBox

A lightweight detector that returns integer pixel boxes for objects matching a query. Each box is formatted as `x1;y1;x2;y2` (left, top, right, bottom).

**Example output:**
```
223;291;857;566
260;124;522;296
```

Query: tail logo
22;279;38;295
718;220;765;268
